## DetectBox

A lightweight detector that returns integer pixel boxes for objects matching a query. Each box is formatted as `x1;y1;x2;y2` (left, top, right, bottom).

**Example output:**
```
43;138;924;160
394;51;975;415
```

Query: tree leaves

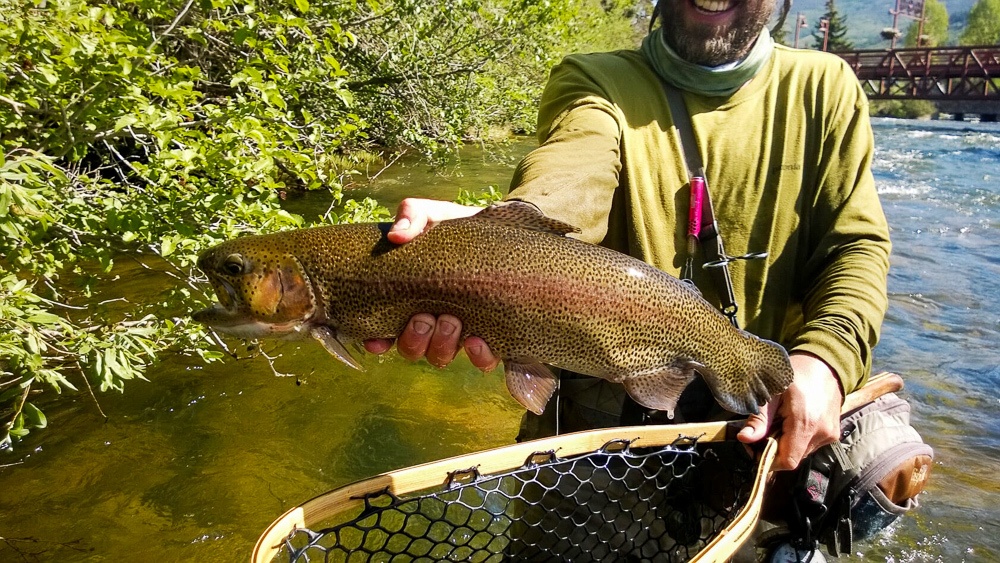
960;0;1000;46
0;0;647;449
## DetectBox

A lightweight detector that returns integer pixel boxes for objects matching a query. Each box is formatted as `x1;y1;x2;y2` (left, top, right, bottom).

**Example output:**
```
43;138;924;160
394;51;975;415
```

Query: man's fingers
426;314;462;367
395;313;435;361
464;336;500;372
363;339;394;354
774;420;813;471
376;311;496;371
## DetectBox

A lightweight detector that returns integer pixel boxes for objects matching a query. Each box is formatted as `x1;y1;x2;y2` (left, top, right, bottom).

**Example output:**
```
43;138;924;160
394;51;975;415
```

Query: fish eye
222;253;246;276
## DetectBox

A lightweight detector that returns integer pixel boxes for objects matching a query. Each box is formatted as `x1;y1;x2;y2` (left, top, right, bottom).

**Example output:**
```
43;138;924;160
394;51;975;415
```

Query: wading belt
661;83;767;329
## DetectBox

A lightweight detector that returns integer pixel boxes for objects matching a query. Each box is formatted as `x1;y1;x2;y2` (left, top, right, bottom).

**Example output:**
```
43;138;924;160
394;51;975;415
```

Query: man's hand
383;198;482;245
736;352;844;471
362;198;501;371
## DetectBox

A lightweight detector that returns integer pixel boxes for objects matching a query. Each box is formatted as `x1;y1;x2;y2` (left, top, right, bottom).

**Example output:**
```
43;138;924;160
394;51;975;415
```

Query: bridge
835;45;1000;121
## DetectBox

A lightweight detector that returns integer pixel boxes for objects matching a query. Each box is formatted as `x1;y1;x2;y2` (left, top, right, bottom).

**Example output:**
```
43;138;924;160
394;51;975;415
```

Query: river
0;118;998;562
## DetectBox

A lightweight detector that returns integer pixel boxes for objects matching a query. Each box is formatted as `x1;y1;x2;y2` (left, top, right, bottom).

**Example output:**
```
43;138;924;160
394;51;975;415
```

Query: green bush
0;0;648;448
869;99;938;119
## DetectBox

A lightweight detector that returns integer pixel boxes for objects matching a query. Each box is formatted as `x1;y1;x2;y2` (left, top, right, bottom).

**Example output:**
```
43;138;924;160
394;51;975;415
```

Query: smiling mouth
692;0;734;13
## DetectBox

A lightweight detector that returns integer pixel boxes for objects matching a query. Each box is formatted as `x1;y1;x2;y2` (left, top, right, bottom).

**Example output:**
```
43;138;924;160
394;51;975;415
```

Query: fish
192;201;793;417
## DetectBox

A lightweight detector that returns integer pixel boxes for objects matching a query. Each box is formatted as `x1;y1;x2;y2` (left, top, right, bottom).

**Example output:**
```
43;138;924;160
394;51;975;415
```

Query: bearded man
367;0;892;556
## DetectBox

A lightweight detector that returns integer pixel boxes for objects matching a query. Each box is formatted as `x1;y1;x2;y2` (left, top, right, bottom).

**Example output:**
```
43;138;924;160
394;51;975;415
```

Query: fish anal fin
474;201;580;236
311;325;364;371
503;358;558;415
622;363;699;419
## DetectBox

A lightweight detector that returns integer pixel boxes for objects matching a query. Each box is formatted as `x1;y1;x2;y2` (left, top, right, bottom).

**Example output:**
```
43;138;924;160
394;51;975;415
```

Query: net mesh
278;436;755;562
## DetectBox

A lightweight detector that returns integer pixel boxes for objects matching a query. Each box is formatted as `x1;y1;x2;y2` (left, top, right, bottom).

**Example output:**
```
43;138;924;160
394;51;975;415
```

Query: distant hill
778;0;980;49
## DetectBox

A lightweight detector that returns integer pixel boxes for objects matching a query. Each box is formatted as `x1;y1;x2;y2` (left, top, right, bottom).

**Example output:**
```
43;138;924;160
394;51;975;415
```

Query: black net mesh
278;436;756;562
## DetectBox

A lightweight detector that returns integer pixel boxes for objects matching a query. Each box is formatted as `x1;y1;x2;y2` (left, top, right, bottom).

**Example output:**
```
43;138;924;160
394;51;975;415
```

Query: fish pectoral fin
311;326;364;371
504;359;558;415
622;363;699;420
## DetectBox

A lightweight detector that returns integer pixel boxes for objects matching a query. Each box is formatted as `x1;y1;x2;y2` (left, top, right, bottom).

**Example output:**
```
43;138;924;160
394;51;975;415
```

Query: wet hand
736;352;843;471
363;314;500;371
385;197;483;244
363;198;499;370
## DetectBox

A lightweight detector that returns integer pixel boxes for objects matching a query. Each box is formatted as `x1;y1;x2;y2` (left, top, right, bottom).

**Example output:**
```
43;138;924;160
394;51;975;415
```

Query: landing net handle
252;421;778;563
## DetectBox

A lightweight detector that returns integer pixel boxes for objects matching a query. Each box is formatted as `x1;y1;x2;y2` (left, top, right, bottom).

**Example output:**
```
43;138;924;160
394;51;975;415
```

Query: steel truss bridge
836;45;1000;119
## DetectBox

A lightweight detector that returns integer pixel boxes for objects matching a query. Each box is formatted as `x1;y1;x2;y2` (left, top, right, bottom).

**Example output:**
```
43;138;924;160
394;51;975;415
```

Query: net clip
599;438;637;454
445;465;482;490
522;449;559;468
350;487;403;517
670;433;706;449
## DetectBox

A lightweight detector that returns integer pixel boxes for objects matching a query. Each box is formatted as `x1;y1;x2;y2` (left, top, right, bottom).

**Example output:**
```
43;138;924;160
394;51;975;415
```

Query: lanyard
662;84;767;329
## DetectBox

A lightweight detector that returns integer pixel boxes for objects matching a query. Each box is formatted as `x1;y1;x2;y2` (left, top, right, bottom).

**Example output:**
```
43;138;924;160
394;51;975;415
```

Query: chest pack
765;391;934;557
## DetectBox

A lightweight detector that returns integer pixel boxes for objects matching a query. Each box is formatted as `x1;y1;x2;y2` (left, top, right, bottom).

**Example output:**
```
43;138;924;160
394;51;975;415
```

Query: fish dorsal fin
474;201;580;236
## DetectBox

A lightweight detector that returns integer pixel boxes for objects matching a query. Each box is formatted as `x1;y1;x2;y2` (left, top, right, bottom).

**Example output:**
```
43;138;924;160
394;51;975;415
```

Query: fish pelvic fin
311;325;364;371
622;363;699;419
697;338;795;416
474;201;580;236
503;358;558;415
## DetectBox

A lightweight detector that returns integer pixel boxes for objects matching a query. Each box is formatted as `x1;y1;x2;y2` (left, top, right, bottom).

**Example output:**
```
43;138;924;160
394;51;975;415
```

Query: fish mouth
192;303;308;339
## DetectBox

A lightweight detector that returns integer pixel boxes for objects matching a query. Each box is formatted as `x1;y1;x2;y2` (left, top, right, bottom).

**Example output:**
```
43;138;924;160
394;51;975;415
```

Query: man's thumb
737;411;770;444
387;202;427;244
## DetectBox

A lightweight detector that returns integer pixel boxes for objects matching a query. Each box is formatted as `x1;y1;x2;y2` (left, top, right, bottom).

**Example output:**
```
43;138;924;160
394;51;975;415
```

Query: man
365;0;890;476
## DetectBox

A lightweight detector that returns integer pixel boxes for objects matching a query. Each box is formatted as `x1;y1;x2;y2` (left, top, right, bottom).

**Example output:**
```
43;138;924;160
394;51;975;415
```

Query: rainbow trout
193;202;793;416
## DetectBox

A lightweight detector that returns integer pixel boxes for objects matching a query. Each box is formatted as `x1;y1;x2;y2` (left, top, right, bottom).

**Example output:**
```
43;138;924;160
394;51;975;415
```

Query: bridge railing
835;46;1000;101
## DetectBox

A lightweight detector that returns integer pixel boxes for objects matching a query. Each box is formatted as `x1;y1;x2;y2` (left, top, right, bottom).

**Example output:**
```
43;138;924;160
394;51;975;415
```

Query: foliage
771;19;789;47
454;185;505;207
869;99;938;118
0;0;644;449
813;0;853;52
903;0;949;47
960;0;1000;45
331;0;651;159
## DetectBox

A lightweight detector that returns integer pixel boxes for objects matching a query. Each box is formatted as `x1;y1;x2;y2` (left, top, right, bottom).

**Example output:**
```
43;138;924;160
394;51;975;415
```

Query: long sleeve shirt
507;44;891;397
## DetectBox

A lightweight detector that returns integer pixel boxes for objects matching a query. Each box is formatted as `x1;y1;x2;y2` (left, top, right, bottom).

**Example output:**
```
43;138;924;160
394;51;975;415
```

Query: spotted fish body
193;202;793;416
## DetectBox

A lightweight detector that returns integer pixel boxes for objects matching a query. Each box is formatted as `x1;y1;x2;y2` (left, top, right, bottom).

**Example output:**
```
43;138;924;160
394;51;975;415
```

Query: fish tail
699;337;795;416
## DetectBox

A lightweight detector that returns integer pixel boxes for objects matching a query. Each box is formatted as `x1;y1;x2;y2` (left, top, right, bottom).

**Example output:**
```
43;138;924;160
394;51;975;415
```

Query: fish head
192;237;317;339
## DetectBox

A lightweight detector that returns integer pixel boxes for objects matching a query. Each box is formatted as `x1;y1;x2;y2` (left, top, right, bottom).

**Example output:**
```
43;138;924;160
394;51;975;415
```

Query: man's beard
661;1;774;67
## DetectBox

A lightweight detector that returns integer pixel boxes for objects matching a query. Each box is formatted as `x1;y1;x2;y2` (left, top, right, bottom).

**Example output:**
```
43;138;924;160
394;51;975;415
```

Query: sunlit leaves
455;185;504;207
903;0;948;47
0;0;646;449
960;0;1000;46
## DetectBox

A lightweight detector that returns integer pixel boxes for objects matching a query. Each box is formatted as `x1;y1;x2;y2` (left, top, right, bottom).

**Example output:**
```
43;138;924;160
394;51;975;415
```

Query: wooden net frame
252;372;900;563
253;422;776;562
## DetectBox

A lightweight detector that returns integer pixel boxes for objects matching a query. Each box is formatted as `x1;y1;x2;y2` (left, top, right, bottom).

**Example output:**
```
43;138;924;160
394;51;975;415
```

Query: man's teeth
693;0;732;12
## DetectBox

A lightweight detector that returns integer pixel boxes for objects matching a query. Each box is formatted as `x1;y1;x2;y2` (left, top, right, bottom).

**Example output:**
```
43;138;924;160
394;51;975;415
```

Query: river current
0;118;998;561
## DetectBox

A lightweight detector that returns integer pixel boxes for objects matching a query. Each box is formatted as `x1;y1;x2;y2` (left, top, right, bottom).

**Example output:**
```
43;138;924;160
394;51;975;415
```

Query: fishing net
255;423;775;563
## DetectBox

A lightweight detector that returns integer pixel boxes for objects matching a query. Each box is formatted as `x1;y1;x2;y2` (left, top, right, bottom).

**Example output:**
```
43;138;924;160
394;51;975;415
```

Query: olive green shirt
508;44;891;397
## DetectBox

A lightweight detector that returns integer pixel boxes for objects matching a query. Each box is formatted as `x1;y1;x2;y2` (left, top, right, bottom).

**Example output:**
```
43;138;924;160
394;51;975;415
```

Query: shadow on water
3;124;1000;561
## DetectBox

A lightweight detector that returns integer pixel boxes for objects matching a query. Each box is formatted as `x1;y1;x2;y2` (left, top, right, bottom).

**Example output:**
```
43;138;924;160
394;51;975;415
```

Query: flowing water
1;118;998;562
